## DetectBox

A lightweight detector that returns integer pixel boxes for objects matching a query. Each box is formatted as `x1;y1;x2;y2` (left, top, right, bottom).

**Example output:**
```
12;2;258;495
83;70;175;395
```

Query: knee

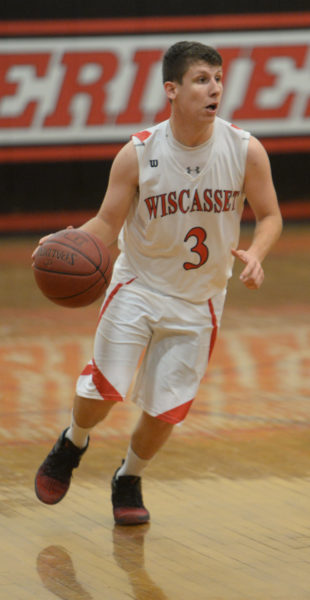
73;395;116;427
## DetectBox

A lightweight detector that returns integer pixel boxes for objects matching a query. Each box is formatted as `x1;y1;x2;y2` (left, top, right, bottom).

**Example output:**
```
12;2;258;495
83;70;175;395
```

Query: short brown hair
163;41;222;84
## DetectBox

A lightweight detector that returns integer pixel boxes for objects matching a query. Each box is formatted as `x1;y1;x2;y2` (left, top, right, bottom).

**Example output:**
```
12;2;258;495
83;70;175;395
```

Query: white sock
65;412;91;449
116;446;150;478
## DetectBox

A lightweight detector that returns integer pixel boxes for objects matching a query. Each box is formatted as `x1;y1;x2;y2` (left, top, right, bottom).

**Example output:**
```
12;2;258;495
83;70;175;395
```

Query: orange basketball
32;229;112;308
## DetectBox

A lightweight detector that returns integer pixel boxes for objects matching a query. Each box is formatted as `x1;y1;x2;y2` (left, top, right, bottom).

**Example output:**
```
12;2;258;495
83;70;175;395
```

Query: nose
210;78;222;96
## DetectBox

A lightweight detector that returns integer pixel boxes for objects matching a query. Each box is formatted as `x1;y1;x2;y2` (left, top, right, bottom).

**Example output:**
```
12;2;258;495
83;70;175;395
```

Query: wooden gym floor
0;222;310;599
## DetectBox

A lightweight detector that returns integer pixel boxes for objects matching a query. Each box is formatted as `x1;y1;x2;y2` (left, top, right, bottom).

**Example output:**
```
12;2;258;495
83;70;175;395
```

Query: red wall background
1;3;309;231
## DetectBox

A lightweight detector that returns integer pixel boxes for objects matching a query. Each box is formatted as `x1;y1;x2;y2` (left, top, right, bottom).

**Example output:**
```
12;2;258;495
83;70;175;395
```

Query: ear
164;80;178;101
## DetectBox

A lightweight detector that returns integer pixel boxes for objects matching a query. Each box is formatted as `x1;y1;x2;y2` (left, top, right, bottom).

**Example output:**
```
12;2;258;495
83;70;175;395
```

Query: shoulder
215;117;250;141
111;140;139;185
245;136;272;173
215;118;250;164
131;120;168;147
243;135;276;200
247;135;268;158
215;118;250;176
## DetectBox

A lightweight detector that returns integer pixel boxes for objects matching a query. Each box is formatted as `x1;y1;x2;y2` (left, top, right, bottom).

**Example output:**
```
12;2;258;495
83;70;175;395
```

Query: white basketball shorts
76;277;226;424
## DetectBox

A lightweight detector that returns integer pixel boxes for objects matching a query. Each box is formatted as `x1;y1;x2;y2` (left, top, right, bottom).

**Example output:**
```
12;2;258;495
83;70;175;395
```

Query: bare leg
72;398;173;462
72;394;116;428
112;412;174;524
130;411;174;460
35;394;117;505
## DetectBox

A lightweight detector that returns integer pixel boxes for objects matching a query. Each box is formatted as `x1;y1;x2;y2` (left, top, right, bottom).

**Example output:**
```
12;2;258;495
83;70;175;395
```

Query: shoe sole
113;508;150;526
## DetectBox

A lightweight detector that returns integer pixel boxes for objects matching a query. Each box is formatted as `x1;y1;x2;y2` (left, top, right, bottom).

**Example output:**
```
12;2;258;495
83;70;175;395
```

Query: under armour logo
186;166;200;174
150;159;158;167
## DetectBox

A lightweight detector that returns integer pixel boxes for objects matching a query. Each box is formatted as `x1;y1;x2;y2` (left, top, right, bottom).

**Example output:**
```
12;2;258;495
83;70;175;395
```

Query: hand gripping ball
32;229;113;308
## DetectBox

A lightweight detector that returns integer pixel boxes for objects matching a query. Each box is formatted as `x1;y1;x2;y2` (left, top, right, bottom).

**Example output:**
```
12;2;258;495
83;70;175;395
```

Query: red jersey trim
132;130;152;143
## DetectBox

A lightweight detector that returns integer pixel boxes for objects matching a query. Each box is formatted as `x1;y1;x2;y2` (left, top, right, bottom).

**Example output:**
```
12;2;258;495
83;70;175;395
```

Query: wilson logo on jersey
144;188;241;219
149;159;158;167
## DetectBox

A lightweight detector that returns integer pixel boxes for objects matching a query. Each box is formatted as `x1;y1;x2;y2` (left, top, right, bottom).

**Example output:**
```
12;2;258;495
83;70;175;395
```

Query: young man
35;41;282;525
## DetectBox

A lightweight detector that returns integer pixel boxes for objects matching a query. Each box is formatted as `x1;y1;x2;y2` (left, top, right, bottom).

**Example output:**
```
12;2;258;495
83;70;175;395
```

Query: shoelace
114;477;143;507
44;445;80;480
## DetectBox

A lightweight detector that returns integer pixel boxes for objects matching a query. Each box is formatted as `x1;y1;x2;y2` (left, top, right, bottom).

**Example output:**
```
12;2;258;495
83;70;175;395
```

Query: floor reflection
113;524;167;600
36;526;167;600
37;545;92;600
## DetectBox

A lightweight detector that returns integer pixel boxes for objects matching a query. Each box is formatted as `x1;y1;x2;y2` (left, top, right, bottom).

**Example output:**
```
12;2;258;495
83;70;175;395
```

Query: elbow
271;211;284;242
276;210;284;238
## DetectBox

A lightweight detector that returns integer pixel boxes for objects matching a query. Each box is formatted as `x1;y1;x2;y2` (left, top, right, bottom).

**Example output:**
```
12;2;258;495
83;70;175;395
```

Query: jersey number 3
183;226;209;271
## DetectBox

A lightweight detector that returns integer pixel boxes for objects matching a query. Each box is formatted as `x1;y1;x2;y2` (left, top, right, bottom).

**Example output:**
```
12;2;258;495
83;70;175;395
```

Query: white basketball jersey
114;117;250;303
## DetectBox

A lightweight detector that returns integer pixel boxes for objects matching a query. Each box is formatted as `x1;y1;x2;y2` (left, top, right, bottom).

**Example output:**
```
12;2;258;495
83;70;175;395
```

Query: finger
239;259;256;279
240;263;257;281
37;233;54;247
32;226;73;259
231;248;248;264
241;267;264;289
240;267;260;284
31;233;53;260
244;281;258;289
244;278;262;289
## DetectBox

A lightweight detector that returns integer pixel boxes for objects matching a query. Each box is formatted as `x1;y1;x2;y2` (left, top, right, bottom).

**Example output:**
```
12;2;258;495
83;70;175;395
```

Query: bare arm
232;136;283;289
79;141;139;262
32;141;138;264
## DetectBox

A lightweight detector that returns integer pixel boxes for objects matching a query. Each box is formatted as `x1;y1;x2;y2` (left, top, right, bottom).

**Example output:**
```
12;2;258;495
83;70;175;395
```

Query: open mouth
206;103;217;111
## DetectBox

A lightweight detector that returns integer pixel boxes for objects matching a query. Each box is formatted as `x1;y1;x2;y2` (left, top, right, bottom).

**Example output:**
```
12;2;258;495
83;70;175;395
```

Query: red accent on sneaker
35;430;88;505
35;467;69;505
113;506;150;526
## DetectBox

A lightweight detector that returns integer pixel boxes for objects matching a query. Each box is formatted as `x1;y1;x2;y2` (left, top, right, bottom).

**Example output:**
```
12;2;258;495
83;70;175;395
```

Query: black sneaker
35;429;88;505
111;465;150;526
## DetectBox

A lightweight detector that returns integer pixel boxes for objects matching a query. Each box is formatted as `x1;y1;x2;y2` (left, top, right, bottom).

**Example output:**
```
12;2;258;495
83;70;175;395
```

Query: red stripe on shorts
157;399;194;424
98;277;136;321
80;361;122;401
81;363;92;375
91;359;123;401
208;298;218;360
81;278;136;400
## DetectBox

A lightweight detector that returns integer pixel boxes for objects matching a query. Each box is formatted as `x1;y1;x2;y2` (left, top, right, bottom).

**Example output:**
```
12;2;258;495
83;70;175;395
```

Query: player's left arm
232;136;283;289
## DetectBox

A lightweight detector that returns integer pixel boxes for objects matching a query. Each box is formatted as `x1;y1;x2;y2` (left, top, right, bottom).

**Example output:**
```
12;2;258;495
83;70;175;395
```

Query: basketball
32;228;113;308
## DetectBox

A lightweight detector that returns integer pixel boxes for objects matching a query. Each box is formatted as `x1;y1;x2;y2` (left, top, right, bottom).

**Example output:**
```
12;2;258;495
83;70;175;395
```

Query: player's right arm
32;141;138;262
79;141;139;262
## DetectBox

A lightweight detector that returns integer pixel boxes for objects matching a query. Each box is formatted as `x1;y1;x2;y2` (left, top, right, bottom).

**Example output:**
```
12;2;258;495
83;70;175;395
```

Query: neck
169;115;215;147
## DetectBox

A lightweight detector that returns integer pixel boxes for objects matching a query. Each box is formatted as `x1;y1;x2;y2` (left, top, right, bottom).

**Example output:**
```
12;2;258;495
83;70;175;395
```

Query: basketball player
35;41;282;524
